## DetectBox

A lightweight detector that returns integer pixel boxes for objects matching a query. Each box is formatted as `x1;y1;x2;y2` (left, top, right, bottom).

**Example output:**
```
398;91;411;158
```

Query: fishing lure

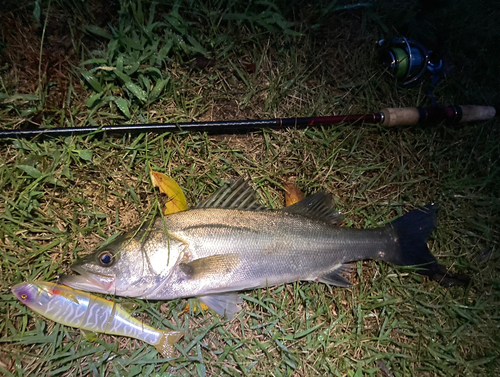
12;281;183;358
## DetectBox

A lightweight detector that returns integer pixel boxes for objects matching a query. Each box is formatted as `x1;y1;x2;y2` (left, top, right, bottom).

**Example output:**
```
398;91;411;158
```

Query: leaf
123;37;144;51
0;94;40;104
186;35;208;55
80;70;103;92
87;92;103;108
108;96;131;118
16;165;42;179
124;61;140;76
156;40;173;65
78;150;93;162
149;77;169;102
114;68;131;83
125;82;147;102
140;67;162;78
284;180;305;206
85;25;113;40
140;75;151;95
33;1;41;20
80;58;107;66
116;55;124;73
150;170;188;214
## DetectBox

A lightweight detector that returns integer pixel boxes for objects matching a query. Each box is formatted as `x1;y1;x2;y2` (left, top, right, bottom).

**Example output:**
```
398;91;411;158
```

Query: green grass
0;0;499;376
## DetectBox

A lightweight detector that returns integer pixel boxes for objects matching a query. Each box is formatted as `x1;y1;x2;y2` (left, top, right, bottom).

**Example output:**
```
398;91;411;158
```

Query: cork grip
381;107;420;127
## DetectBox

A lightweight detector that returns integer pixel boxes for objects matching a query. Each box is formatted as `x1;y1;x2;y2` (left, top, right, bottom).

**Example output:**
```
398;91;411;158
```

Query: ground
0;0;498;376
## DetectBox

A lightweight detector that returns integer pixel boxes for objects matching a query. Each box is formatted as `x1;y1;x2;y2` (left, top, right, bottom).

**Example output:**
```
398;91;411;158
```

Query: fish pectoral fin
80;329;98;342
197;293;243;318
280;192;342;225
317;263;353;287
178;254;241;280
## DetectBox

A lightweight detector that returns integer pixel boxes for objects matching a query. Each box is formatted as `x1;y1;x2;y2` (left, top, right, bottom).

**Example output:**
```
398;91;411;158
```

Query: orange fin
150;170;188;214
181;300;209;314
284;180;305;206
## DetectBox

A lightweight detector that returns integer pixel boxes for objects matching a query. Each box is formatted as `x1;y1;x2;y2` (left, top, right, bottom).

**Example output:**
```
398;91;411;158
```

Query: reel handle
382;106;496;127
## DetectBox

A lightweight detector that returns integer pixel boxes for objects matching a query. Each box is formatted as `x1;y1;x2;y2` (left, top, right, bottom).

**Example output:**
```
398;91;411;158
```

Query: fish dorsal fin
195;177;268;211
280;192;342;225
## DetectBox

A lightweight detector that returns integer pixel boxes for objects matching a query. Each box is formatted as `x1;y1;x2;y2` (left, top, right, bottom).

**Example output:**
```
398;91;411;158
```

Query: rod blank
0;105;495;140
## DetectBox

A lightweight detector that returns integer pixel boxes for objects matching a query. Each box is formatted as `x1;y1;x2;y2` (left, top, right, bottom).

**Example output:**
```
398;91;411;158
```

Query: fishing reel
378;37;445;87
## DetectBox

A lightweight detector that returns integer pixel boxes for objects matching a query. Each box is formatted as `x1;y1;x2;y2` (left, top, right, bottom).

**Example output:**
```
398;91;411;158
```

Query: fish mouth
59;266;116;294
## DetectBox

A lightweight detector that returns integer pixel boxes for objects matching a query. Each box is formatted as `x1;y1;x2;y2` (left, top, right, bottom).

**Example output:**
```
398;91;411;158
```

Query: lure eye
98;251;115;266
21;293;28;300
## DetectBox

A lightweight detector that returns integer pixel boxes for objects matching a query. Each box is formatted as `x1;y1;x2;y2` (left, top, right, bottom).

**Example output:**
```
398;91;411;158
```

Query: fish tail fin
385;204;440;276
154;330;184;358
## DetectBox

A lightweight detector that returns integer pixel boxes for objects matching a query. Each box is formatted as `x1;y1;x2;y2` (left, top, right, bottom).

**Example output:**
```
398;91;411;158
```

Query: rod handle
382;105;497;127
459;106;496;122
381;107;420;127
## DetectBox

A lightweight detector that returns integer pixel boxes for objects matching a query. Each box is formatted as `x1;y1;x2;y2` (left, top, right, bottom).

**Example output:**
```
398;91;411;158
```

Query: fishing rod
0;105;496;139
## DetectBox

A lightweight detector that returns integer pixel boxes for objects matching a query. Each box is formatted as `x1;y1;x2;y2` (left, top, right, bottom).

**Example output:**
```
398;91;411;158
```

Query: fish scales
147;208;398;299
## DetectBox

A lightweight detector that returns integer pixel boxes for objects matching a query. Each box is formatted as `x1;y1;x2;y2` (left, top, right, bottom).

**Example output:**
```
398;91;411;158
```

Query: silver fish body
139;208;397;299
61;179;439;317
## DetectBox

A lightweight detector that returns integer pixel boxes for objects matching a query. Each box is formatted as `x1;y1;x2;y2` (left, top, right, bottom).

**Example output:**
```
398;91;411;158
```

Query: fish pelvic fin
154;330;184;358
197;293;243;318
280;192;342;225
386;204;439;276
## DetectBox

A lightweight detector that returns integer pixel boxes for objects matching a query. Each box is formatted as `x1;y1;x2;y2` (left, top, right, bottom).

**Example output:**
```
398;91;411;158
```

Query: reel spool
378;37;444;87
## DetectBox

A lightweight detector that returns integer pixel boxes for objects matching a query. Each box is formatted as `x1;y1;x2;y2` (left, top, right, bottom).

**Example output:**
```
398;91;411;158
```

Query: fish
60;177;441;317
12;281;184;357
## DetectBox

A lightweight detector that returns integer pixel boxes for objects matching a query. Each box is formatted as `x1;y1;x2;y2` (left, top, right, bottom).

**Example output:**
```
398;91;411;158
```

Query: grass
0;0;499;376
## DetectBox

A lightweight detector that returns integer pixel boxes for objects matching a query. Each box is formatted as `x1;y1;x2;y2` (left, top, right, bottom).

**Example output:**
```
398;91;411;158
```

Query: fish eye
98;251;115;266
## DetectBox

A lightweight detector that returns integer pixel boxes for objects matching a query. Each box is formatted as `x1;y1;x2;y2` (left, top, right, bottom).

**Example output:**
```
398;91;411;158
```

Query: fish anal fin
179;254;241;280
197;293;243;318
316;263;353;287
153;330;184;358
281;192;342;225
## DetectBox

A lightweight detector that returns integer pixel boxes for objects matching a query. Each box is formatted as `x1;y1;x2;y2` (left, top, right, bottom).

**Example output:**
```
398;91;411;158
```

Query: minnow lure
12;281;183;358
